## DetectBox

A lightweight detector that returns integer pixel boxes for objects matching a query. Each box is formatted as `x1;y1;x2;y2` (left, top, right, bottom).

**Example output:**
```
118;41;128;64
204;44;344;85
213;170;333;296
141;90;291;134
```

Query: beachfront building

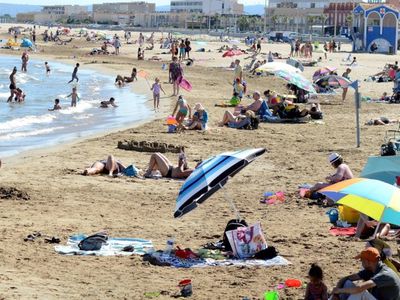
92;2;156;25
30;5;90;24
170;0;244;15
266;0;362;34
352;3;400;54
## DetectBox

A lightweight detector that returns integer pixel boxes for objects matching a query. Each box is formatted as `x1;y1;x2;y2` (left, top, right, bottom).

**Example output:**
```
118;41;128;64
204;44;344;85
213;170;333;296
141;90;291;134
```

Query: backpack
222;219;248;251
253;246;278;260
78;233;108;251
124;164;139;177
381;141;397;156
250;116;259;129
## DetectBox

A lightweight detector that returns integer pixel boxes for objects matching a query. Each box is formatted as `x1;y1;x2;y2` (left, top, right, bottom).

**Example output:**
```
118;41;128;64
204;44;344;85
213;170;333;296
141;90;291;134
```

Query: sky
3;0;266;5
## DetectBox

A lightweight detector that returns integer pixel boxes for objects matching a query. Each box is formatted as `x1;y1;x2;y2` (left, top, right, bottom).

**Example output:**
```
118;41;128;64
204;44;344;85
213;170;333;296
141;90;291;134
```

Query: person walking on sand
233;59;243;82
68;63;79;84
169;56;183;96
7;67;17;103
151;77;166;111
21;51;29;72
342;68;351;103
67;87;80;107
114;36;121;55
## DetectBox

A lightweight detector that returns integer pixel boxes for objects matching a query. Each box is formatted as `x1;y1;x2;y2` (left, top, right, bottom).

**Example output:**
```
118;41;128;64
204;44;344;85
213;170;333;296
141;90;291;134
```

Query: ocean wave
72;114;93;120
0;127;64;141
0;114;57;131
58;101;94;115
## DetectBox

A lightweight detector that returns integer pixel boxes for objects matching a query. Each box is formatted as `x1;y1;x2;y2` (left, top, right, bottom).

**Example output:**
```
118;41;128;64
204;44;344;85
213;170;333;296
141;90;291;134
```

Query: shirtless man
7;67;17;103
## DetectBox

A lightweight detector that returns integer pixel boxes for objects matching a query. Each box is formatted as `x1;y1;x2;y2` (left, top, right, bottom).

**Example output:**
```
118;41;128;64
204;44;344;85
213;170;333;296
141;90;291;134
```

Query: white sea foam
0;127;64;141
0;114;57;131
72;114;93;120
57;101;94;115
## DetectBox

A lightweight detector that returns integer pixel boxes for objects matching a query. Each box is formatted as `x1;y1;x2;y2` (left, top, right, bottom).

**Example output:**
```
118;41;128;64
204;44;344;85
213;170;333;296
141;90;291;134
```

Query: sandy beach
0;25;399;299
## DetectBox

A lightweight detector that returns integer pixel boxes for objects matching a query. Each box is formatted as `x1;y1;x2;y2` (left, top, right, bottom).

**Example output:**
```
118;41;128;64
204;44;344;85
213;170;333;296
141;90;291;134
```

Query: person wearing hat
185;103;208;131
331;247;400;300
308;153;353;194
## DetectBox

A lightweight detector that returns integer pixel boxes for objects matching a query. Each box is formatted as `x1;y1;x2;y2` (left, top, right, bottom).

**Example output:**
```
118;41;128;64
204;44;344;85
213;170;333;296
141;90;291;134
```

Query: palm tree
238;15;249;32
271;15;279;31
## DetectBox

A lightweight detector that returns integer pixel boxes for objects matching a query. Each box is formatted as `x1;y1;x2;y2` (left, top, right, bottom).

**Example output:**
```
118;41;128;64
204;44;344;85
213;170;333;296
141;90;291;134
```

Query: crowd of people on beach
3;26;400;299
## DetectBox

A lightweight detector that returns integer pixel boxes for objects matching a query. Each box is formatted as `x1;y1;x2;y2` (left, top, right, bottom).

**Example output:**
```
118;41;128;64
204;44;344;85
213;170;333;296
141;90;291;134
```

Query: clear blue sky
4;0;266;5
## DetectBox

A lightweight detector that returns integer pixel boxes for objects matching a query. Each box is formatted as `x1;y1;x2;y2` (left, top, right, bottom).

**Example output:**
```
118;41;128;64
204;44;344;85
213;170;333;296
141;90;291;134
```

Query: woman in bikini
172;95;191;125
144;150;194;179
83;155;125;176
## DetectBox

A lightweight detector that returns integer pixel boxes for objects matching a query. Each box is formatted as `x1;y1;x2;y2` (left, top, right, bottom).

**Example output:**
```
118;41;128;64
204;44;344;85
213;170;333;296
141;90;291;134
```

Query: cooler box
339;205;360;224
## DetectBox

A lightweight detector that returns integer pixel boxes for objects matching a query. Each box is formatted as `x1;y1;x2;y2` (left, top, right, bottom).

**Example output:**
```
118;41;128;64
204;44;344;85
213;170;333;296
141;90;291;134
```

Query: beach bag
124;164;139;177
310;111;323;120
78;233;108;251
253;246;278;260
250;116;259;129
381;141;396;156
222;219;248;251
226;222;267;259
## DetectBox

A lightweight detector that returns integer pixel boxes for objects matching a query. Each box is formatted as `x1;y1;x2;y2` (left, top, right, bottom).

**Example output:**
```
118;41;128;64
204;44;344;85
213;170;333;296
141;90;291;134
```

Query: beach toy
264;290;279;300
168;125;176;133
166;115;178;125
178;279;192;297
284;279;302;288
326;208;339;224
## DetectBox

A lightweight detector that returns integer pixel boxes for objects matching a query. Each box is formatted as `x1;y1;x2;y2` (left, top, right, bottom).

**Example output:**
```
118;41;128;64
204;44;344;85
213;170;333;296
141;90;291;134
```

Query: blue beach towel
55;234;154;256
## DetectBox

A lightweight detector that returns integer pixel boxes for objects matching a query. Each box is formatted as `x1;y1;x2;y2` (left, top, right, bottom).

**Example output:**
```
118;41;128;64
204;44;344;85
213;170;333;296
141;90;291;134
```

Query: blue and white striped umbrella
174;148;266;218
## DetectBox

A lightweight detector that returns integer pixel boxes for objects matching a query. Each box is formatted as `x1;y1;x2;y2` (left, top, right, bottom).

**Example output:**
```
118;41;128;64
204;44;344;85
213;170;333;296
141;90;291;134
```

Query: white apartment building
170;0;244;15
42;5;88;15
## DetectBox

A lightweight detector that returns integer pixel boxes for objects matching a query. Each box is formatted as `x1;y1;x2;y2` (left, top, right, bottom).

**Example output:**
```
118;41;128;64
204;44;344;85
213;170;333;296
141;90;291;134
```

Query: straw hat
194;103;204;111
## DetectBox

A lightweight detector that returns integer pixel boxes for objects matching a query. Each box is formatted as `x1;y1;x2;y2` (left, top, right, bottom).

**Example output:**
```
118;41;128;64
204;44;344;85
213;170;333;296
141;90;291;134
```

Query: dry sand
0;25;399;299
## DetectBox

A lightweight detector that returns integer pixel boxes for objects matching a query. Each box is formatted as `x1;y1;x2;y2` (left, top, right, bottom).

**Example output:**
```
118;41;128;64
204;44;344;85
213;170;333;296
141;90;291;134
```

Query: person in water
7;67;17;103
100;97;118;108
48;99;61;111
68;63;79;83
67;87;80;107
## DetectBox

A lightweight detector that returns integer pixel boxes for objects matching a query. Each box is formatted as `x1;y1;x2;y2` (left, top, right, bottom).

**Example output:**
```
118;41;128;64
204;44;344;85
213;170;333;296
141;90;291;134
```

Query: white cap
328;153;341;164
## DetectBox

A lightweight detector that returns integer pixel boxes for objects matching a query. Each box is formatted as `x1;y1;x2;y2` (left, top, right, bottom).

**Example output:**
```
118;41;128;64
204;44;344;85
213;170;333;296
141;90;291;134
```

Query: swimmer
67;87;80;107
48;99;61;111
45;62;51;75
100;97;118;108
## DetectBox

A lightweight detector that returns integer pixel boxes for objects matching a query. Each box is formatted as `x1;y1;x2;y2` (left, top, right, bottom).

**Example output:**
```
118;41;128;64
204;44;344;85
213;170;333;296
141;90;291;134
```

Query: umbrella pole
222;185;241;220
373;222;381;238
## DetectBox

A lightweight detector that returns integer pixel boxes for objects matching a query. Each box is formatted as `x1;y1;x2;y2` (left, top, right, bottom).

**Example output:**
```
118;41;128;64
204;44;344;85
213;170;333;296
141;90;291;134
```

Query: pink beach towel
329;226;357;236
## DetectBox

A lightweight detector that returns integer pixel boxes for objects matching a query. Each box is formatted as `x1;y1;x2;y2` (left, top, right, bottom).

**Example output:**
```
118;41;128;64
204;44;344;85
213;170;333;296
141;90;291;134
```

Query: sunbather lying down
83;155;126;176
365;117;398;125
144;152;195;179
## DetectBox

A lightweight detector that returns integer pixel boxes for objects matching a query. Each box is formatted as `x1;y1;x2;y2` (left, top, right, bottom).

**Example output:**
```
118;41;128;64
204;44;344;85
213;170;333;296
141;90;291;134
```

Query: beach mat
329;227;357;236
55;234;154;256
144;251;290;268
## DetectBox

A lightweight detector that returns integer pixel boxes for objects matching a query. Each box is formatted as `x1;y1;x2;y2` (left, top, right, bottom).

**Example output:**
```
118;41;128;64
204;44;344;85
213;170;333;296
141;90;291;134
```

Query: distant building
367;0;400;8
266;0;362;33
32;5;89;24
170;0;244;15
92;1;156;25
16;12;35;23
324;3;359;28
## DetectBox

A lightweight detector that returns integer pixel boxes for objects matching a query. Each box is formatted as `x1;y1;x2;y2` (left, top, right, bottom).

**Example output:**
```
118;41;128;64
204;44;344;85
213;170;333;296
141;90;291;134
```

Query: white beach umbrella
257;62;302;74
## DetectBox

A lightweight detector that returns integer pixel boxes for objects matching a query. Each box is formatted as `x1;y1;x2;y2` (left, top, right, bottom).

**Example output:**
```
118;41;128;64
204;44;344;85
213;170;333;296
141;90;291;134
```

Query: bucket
284;279;302;288
338;205;359;224
264;291;279;300
326;208;339;224
168;125;176;133
178;279;192;297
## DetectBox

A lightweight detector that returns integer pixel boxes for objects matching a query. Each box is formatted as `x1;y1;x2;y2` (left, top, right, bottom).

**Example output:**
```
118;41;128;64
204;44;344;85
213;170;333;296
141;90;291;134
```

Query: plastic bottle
164;239;174;256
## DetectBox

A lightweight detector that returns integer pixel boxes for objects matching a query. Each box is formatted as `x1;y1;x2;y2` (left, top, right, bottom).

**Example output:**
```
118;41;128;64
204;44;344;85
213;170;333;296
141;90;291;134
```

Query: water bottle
164;239;174;256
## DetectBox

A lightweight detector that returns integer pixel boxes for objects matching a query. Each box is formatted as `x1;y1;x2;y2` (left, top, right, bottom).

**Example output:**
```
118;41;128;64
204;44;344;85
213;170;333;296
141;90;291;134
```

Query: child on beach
48;99;61;111
171;95;191;125
150;78;166;111
45;62;50;75
304;264;328;300
67;87;80;107
14;88;25;102
68;63;79;83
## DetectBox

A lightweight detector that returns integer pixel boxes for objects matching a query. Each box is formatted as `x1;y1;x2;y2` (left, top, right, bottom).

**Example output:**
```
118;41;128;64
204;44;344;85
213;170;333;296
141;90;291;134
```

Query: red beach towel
329;227;357;236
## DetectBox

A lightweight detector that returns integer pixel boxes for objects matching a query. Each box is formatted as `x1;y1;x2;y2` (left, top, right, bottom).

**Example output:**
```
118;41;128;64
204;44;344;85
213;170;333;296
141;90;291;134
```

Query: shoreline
1;53;173;166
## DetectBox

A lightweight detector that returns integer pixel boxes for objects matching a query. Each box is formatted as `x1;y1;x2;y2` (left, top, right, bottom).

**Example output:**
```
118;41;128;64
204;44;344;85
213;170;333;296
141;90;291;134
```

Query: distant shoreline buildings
14;0;400;34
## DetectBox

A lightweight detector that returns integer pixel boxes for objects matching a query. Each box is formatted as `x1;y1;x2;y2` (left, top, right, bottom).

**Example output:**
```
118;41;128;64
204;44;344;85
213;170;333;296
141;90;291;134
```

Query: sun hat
194;103;204;111
354;247;380;262
328;153;341;164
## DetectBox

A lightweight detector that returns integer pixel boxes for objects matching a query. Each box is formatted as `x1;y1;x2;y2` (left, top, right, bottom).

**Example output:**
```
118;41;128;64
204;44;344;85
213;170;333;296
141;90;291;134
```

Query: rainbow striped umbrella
319;178;400;226
274;70;316;94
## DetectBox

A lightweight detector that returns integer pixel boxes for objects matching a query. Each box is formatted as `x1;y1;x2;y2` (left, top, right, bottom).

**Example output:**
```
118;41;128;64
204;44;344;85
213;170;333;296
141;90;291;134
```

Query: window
310;3;315;8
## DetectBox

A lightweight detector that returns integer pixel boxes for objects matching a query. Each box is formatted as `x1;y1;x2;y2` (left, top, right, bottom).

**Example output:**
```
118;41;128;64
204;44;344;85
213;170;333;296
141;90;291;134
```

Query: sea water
0;56;153;157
